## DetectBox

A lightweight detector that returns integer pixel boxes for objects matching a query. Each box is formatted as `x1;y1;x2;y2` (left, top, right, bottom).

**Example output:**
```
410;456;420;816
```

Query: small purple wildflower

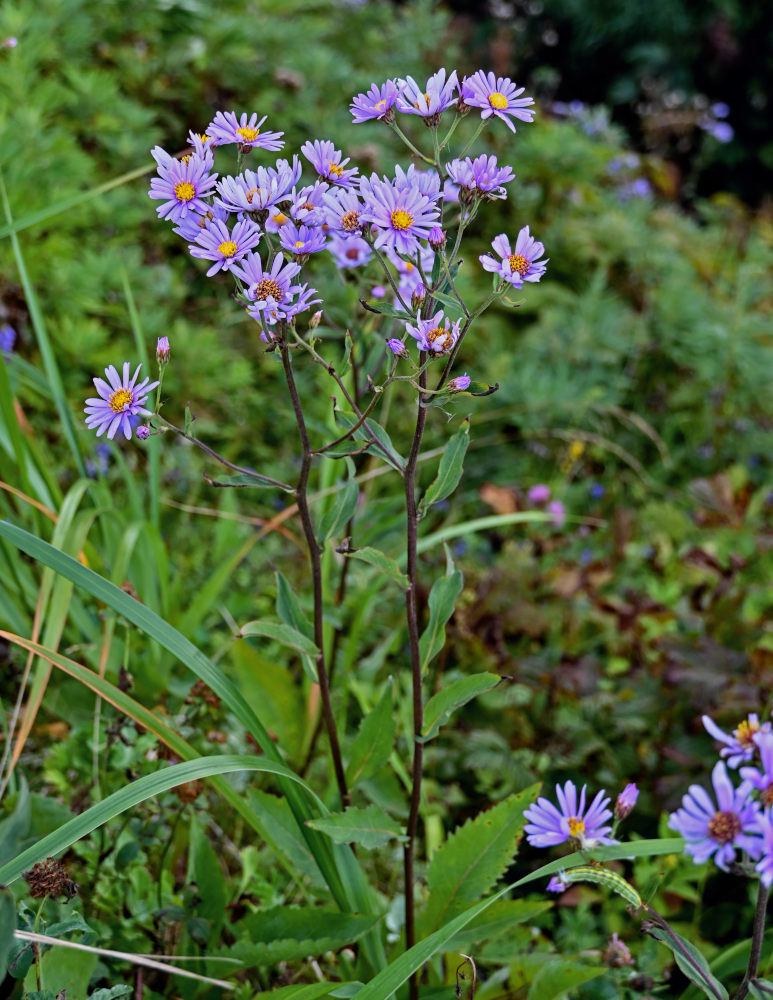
360;174;439;255
278;221;328;261
703;713;772;769
172;202;231;242
207;111;284;152
84;363;159;441
546;876;569;893
548;499;566;527
2;37;18;49
301;140;359;188
392;164;442;202
446;154;515;201
216;160;301;214
149;145;218;223
0;324;16;354
327;234;372;269
324;187;365;236
136;424;151;441
188;217;262;276
386;338;409;359
528;484;551;505
461;71;535;132
615;783;639;820
396;69;459;124
755;810;773;887
350;80;399;124
523;780;614;849
668;760;761;870
480;228;548;288
405;310;460;356
291;182;330;227
447;373;471;393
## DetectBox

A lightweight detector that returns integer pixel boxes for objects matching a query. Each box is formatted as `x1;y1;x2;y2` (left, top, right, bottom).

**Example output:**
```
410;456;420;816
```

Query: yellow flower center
488;92;509;110
245;187;258;204
405;262;414;273
508;253;529;276
272;211;289;226
174;181;196;203
109;388;134;413
341;209;360;231
218;241;237;258
391;209;414;231
707;810;742;844
294;240;305;249
255;278;284;302
414;92;431;110
328;162;344;177
180;154;191;164
376;99;386;109
236;126;260;142
568;817;586;837
735;719;759;747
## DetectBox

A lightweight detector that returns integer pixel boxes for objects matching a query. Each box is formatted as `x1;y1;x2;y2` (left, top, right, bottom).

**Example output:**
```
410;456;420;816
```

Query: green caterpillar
558;864;643;909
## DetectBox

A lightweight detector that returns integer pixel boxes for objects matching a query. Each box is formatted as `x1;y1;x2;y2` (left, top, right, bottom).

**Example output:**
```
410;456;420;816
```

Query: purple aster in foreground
278;222;327;261
446;154;515;201
216;160;301;215
360;174;439;255
740;732;773;806
703;714;771;769
480;228;548;288
327;234;372;269
324;188;365;236
461;71;535;132
393;164;442;202
148;145;218;223
350;80;399;124
405;310;461;356
233;253;303;326
172;201;230;242
188;217;262;276
396;69;459;124
755;810;773;886
84;363;159;441
523;781;614;849
291;182;330;227
668;760;761;870
301;140;359;188
207;111;284;152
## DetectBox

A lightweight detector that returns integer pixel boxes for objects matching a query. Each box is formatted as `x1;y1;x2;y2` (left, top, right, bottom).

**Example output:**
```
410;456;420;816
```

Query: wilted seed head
186;678;221;709
22;857;78;901
174;779;203;804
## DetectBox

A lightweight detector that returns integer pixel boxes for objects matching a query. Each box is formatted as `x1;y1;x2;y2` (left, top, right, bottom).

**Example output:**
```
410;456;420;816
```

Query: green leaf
526;958;606;1000
275;571;316;682
344;547;409;588
255;986;355;1000
645;923;728;1000
418;785;540;936
346;683;394;788
0;755;320;886
421;673;501;742
333;410;404;471
418;418;470;518
187;815;228;936
238;620;320;658
307;806;406;849
0;779;30;867
202;471;294;491
319;464;359;543
419;568;463;672
749;981;773;999
39;946;98;1000
88;987;133;1000
0;887;15;979
446;898;554;950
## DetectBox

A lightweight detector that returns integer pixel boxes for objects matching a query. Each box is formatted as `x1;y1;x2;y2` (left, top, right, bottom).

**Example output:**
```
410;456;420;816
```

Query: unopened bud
603;933;633;968
309;310;323;329
615;783;639;820
156;336;170;364
410;283;426;310
386;338;409;359
428;226;446;252
136;424;151;440
447;373;471;393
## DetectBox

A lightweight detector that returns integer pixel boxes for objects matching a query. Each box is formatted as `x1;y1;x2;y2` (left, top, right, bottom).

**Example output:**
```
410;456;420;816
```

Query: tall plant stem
732;880;770;1000
403;359;428;1000
280;339;349;806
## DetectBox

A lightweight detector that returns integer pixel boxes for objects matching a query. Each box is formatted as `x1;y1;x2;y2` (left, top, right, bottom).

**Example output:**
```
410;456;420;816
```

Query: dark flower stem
280;338;349;806
404;356;428;1000
732;880;770;1000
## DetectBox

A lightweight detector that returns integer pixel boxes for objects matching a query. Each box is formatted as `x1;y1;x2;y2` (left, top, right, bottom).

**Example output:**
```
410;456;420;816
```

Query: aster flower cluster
668;713;773;883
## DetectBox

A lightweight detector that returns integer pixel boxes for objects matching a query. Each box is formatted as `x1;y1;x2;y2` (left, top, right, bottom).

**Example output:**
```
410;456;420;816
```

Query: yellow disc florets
508;253;529;276
488;91;509;110
341;210;360;231
568;817;586;838
328;162;344;178
236;126;260;142
218;241;237;258
174;181;196;203
391;209;414;231
109;388;134;413
735;718;760;747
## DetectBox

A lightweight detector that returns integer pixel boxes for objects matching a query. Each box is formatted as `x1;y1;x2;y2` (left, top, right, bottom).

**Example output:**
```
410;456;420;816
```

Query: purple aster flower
405;310;461;356
396;69;459;124
234;253;302;326
207;111;284;152
703;713;772;769
528;484;551;505
523;780;614;849
479;228;548;288
301;140;359;188
461;71;535;132
615;783;639;820
84;363;159;441
188;217;262;277
360;174;439;255
446;154;515;201
172;201;231;242
755;810;773;886
350;80;399;124
0;323;16;354
327;234;372;269
248;280;322;331
281;284;322;323
548;500;566;527
393;164;442;202
278;221;328;261
447;373;471;393
186;129;217;150
740;732;773;806
291;182;330;227
324;187;365;236
148;145;218;223
216;160;301;215
668;760;761;870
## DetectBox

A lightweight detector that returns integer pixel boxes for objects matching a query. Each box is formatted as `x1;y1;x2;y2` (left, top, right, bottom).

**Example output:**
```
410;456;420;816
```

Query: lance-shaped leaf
307;806;406;849
319;461;359;543
526;959;606;1000
418;418;470;518
346;683;394;788
333;409;404;471
421;673;501;742
644;923;728;1000
344;547;408;589
275;572;316;681
419;568;463;672
238;620;320;659
202;471;294;491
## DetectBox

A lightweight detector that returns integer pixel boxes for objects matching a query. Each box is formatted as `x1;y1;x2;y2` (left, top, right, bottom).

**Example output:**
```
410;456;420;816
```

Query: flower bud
603;933;633;968
615;783;639;820
428;226;446;252
136;424;151;440
411;283;426;311
447;373;471;393
156;336;170;364
386;338;409;359
527;484;551;505
309;310;323;329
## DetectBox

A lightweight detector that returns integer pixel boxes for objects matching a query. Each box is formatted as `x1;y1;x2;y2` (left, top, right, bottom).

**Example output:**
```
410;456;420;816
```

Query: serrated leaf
239;620;320;658
418;419;470;517
346;683;394;788
419;569;463;672
526;958;605;1000
344;547;408;589
88;987;133;1000
307;806;406;848
421;673;501;742
645;924;728;1000
0;887;15;979
418;785;540;936
319;464;359;542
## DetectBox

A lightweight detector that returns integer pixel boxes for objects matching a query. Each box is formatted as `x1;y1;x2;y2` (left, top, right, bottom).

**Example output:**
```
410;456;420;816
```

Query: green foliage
307;805;406;849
